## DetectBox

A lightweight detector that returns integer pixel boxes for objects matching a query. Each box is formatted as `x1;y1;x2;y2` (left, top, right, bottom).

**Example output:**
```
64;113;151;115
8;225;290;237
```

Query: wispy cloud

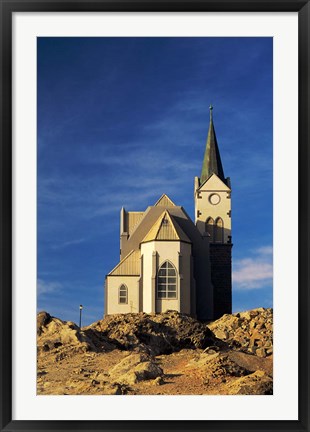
233;246;273;290
255;245;273;255
38;175;176;219
51;237;87;250
37;279;63;296
37;139;197;224
79;143;199;174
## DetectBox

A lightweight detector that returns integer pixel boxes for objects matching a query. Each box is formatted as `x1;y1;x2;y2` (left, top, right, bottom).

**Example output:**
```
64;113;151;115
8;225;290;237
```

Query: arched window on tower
215;217;224;243
205;217;214;242
157;261;177;299
118;284;128;304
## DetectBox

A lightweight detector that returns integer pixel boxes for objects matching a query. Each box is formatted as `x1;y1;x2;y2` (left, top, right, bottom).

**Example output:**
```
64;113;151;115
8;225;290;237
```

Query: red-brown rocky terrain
37;308;273;395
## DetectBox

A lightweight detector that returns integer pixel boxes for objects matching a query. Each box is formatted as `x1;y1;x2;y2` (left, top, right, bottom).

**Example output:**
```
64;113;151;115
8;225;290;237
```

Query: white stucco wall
141;240;192;314
155;241;180;313
105;276;140;315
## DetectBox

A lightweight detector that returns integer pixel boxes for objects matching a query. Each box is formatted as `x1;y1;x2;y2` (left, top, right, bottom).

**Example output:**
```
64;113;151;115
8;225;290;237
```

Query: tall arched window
119;284;128;304
205;217;214;242
157;261;177;299
215;217;224;243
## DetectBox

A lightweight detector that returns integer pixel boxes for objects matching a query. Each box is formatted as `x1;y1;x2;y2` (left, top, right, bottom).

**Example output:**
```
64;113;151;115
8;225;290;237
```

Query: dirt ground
37;347;273;395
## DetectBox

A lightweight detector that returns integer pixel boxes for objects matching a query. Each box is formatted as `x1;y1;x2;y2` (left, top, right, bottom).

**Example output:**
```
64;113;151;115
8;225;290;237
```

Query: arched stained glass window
119;284;128;304
206;217;214;242
157;261;177;299
215;217;224;243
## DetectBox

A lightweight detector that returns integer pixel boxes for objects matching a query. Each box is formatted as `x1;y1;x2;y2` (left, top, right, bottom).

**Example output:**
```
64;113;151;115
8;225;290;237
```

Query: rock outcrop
37;308;273;395
37;311;96;353
85;310;220;355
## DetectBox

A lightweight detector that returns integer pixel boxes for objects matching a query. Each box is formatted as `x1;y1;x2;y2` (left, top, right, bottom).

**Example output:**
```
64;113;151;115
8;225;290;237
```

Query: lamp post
79;304;83;328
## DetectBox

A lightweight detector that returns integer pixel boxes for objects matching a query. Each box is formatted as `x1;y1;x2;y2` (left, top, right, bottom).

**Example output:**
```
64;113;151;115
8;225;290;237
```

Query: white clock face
209;193;221;205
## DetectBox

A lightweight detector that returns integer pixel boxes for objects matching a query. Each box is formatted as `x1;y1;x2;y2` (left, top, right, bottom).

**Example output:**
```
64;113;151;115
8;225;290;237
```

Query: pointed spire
200;106;225;185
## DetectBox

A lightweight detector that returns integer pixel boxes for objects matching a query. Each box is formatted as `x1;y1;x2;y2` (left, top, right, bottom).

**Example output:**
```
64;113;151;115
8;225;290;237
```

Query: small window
162;217;168;225
119;284;128;304
206;217;214;242
157;261;177;299
215;217;224;243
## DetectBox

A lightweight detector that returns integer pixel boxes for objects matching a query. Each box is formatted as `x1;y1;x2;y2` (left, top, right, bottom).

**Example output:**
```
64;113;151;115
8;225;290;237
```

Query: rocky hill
37;309;273;395
208;308;273;357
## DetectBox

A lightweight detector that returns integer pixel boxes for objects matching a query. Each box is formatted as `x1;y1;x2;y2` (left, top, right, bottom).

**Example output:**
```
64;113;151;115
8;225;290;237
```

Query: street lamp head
79;304;83;310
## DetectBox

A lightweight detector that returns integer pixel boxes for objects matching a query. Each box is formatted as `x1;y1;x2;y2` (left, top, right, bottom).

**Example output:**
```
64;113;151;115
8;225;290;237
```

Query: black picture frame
1;1;309;431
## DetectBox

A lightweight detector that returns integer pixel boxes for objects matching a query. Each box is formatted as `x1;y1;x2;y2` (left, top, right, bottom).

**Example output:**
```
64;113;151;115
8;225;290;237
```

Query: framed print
1;1;309;431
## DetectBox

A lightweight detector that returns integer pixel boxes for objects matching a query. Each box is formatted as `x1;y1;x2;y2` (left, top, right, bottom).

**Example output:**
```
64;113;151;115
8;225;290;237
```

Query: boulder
226;370;273;395
108;352;163;385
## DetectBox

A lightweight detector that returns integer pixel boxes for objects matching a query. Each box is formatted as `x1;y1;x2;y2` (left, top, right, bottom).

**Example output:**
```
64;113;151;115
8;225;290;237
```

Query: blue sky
37;37;273;326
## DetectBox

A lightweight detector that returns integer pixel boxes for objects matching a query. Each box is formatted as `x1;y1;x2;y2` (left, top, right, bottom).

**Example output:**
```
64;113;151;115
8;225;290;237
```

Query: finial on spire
209;104;213;121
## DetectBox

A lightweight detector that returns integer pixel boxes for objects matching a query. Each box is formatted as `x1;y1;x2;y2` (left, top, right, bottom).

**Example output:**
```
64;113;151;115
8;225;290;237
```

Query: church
104;107;232;321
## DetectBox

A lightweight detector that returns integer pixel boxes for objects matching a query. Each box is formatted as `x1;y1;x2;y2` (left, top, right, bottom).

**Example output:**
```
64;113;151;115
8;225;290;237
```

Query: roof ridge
154;210;167;238
164;210;179;239
141;210;166;243
154;194;176;207
167;211;191;243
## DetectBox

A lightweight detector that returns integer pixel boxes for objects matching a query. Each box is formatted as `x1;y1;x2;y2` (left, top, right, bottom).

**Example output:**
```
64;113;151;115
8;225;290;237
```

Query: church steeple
200;106;225;185
194;105;232;319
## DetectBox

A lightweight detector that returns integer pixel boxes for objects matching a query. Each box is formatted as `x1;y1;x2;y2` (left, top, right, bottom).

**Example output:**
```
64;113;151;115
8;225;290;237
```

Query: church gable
154;194;176;207
198;173;230;192
121;194;176;242
142;210;190;243
122;204;185;258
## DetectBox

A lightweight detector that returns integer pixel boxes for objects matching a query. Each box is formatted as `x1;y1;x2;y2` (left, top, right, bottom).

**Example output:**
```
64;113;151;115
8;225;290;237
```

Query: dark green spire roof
200;105;225;185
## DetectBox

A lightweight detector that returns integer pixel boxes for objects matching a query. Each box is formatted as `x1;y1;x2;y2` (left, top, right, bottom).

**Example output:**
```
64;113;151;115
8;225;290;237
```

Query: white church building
104;107;232;321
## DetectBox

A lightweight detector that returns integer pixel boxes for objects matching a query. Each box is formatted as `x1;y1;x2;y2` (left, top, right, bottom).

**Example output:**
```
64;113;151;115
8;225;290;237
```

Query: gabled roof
121;205;196;258
126;212;145;235
108;250;140;276
154;194;176;207
142;210;191;243
200;106;226;185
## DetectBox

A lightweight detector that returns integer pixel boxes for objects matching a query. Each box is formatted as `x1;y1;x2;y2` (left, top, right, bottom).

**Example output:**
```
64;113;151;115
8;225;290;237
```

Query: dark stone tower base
209;244;232;319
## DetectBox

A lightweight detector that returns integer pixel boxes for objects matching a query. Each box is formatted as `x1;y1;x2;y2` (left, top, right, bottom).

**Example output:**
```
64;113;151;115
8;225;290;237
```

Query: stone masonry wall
209;244;232;319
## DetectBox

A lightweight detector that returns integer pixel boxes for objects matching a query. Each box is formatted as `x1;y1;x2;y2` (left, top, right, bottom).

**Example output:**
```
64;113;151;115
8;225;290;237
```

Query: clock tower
194;106;232;319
